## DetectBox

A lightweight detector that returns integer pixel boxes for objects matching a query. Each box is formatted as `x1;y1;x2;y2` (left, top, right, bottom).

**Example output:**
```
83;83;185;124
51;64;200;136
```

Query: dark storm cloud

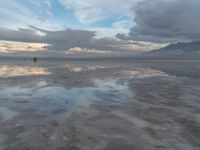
117;0;200;43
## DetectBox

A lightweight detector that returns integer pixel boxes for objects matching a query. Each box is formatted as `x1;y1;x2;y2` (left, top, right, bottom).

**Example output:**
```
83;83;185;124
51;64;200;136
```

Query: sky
0;0;200;57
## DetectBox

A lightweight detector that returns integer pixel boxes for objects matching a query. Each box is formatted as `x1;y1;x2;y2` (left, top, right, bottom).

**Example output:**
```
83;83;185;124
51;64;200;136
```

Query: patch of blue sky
85;12;132;29
51;2;81;29
92;15;118;28
0;10;27;29
0;0;134;32
14;0;78;30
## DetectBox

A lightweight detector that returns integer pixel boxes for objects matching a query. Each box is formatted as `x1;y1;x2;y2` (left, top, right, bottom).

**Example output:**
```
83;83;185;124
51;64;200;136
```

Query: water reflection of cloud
120;68;169;79
0;65;51;77
65;64;110;72
0;79;133;118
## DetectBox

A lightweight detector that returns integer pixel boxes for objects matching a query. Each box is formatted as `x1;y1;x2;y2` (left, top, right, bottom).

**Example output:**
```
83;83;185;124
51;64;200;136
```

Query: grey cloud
117;0;200;43
0;27;42;43
43;29;96;50
0;27;140;52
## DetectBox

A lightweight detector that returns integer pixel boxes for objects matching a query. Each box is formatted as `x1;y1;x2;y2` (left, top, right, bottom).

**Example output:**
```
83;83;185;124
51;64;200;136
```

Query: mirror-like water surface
0;61;200;150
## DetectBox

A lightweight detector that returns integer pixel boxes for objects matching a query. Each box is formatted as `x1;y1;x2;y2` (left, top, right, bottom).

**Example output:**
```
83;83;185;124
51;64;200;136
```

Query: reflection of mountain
149;41;200;55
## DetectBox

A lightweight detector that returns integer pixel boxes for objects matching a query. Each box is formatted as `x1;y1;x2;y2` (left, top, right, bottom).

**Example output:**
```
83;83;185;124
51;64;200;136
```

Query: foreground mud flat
0;61;200;150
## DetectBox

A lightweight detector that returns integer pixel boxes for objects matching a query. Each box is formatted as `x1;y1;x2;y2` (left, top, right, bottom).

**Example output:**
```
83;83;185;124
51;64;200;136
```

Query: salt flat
0;60;199;150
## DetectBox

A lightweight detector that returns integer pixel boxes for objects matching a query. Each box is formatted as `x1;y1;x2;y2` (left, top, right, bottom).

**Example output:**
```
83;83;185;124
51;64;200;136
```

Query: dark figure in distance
33;57;37;62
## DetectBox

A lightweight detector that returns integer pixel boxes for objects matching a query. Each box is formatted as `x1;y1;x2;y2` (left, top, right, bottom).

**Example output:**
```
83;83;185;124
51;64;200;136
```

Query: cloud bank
0;26;161;55
117;0;200;43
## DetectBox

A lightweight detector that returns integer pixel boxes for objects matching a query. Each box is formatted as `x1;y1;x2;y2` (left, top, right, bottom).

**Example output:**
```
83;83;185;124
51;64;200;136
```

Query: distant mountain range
149;41;200;55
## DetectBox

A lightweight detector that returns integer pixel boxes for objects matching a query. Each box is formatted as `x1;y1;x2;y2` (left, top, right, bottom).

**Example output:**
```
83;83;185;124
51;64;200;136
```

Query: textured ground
0;60;200;150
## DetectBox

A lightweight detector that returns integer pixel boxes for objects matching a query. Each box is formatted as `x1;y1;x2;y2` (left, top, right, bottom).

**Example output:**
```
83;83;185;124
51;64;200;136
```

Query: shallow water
0;60;200;150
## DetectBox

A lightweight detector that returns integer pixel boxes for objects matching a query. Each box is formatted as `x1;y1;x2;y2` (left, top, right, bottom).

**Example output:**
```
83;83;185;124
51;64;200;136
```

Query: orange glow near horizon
0;41;48;53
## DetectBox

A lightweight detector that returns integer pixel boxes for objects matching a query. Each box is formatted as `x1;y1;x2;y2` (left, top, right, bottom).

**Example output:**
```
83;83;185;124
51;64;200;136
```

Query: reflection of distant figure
23;58;26;61
33;57;37;62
